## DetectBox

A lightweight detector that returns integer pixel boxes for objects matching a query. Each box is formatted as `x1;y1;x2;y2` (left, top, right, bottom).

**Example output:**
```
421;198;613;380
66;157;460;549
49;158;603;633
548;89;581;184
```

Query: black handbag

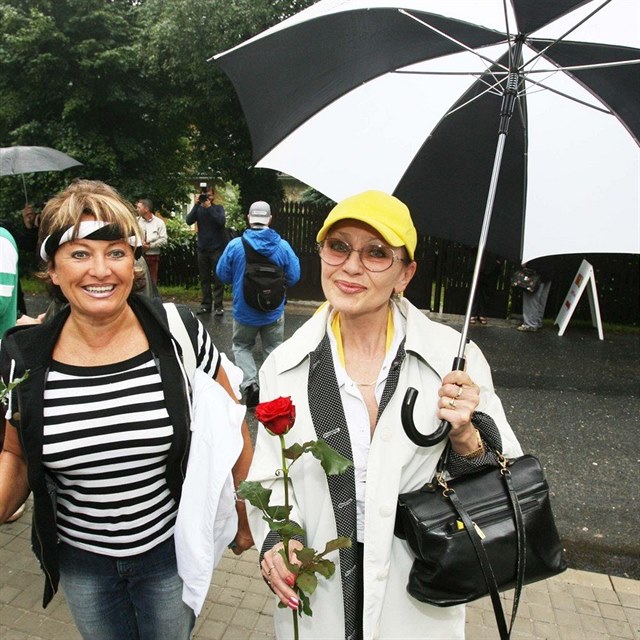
510;268;541;292
395;448;567;639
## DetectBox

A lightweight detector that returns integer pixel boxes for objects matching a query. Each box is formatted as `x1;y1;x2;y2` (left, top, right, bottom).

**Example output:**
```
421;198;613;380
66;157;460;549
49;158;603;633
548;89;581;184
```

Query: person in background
0;202;43;319
469;251;503;326
247;190;521;639
0;179;254;639
217;201;300;408
0;225;19;337
0;224;25;524
136;198;167;286
517;256;555;332
186;189;226;316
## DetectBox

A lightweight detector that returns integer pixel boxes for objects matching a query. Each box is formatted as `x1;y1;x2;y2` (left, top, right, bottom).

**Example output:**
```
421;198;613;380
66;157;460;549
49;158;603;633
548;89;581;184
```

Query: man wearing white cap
217;201;300;408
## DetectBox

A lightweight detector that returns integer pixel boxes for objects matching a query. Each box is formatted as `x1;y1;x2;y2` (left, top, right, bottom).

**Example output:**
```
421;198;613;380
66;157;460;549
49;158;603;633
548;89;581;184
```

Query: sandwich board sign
555;259;604;340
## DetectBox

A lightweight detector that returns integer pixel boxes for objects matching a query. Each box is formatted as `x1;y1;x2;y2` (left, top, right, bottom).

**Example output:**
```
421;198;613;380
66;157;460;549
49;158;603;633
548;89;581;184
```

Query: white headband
40;220;141;261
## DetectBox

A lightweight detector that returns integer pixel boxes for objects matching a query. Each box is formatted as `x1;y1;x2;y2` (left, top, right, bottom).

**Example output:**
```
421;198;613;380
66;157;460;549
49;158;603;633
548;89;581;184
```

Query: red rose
255;396;296;436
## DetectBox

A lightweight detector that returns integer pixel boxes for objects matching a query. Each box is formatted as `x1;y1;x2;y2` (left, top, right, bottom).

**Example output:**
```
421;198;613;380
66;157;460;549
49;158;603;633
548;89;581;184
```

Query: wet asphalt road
23;294;640;579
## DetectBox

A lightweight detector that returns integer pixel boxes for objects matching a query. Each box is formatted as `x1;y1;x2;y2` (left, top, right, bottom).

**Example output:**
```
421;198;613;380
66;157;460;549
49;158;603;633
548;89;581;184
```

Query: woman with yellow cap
246;190;522;639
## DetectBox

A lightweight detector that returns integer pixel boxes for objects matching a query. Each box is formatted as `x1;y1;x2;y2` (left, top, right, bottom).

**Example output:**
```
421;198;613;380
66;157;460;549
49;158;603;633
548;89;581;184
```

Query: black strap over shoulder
242;236;273;265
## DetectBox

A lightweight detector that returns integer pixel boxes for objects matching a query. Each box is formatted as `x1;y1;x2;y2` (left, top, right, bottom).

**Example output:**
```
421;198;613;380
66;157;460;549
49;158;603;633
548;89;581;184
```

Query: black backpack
224;226;238;245
242;237;286;311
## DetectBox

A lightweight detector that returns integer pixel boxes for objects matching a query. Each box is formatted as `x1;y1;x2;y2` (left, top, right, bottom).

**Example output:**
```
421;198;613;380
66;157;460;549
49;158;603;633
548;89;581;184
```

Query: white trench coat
248;298;522;640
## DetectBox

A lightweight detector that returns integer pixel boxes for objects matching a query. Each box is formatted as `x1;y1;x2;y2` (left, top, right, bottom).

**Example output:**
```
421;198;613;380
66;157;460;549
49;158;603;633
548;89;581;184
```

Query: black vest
0;295;192;607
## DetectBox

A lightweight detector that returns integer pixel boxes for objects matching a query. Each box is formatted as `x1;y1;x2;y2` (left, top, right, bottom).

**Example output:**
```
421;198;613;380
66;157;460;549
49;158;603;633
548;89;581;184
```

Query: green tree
139;0;316;211
0;0;316;217
0;0;193;211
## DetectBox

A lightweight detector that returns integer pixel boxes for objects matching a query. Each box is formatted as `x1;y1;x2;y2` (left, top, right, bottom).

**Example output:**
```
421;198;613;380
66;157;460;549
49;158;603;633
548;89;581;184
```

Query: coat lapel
307;334;359;640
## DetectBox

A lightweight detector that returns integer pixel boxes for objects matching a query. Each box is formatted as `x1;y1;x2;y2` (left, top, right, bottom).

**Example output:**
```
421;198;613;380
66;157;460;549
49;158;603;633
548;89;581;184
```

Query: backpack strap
242;236;274;266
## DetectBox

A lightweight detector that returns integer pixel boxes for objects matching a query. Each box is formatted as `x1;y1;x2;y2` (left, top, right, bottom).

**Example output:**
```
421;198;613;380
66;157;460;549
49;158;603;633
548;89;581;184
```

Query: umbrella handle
401;357;466;447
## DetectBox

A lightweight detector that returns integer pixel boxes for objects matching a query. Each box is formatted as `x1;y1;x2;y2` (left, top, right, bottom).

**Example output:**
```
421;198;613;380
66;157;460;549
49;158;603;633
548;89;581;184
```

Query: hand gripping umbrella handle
401;356;466;447
402;43;521;449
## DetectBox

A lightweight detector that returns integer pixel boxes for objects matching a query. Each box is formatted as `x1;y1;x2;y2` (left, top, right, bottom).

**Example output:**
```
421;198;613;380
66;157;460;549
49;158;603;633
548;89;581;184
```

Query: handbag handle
445;460;526;640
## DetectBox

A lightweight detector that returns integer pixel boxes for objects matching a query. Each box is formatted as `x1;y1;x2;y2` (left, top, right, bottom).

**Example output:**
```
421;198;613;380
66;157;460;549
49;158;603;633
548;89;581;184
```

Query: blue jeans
59;537;195;640
232;316;284;389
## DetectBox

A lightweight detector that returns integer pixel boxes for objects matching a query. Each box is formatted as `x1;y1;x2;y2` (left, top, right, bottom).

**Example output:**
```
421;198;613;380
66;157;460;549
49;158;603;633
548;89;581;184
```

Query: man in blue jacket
186;190;226;315
217;201;300;407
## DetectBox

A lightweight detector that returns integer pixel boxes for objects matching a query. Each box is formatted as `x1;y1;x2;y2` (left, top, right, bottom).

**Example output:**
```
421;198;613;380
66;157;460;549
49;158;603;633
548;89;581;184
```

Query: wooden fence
160;201;639;326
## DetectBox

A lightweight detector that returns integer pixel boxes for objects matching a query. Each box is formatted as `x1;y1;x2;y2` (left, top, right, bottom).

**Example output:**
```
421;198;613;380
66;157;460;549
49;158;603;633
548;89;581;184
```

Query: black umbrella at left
0;146;83;203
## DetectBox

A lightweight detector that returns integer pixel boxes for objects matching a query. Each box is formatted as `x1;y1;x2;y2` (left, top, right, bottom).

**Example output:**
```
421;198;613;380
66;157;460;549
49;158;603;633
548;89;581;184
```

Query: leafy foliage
0;0;316;216
0;371;29;405
299;187;337;208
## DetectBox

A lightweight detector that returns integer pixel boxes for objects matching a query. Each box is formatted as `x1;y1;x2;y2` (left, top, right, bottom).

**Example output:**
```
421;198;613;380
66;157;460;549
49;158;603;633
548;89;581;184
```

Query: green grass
20;278;47;295
156;285;202;302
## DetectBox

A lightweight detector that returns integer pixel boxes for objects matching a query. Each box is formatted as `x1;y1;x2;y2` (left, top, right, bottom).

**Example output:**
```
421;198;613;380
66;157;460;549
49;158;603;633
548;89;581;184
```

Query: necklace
353;379;377;387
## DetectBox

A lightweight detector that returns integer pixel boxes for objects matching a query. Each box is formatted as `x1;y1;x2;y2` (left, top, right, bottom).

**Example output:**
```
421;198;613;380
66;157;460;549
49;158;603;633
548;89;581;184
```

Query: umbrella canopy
0;146;82;176
213;0;640;264
215;0;640;445
0;146;83;203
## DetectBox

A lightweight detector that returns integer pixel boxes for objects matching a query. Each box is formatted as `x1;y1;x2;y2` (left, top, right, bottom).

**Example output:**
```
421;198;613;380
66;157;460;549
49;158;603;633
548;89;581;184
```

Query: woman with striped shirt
0;180;254;639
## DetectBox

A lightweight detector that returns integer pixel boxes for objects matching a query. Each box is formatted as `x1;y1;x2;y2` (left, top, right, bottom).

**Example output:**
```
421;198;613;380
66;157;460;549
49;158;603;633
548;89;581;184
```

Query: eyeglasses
317;238;408;272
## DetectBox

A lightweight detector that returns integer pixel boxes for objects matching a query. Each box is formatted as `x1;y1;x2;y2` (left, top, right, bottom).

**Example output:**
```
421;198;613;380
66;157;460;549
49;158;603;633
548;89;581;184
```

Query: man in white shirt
136;199;168;286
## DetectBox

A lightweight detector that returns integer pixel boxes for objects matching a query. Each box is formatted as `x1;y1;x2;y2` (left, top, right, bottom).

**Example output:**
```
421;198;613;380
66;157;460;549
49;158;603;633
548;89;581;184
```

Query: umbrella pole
457;133;509;359
21;174;29;204
402;42;523;447
458;40;523;359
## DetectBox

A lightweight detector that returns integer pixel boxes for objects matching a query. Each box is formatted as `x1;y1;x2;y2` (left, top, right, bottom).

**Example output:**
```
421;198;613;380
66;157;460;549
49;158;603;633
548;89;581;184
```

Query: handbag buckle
436;471;453;496
497;452;510;475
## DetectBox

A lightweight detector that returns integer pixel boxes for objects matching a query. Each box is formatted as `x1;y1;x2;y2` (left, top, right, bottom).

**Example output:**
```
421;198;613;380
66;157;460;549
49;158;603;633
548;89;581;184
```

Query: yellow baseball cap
316;190;417;260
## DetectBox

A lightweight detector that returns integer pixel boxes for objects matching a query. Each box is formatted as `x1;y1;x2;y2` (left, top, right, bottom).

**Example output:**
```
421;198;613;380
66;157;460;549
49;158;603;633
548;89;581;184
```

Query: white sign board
555;259;604;340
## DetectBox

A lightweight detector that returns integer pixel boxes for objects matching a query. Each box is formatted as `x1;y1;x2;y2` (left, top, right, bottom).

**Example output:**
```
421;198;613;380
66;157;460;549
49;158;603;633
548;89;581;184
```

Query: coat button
376;568;389;580
379;505;393;517
379;429;391;442
12;411;20;422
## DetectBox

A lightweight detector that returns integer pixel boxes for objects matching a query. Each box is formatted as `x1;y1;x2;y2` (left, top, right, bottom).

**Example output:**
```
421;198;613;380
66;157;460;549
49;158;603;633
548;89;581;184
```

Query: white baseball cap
248;201;271;226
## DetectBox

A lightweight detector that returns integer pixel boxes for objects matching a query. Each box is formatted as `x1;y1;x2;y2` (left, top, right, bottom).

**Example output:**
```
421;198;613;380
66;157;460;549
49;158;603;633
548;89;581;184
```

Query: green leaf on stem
282;442;305;461
236;480;272;512
0;371;29;404
293;546;316;564
298;590;313;617
264;504;292;521
296;570;318;596
311;559;335;579
272;521;306;538
306;440;353;476
321;536;352;555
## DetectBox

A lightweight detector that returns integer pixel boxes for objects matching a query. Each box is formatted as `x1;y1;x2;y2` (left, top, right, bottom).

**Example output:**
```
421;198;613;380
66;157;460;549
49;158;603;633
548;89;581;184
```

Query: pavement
1;295;638;639
2;508;639;639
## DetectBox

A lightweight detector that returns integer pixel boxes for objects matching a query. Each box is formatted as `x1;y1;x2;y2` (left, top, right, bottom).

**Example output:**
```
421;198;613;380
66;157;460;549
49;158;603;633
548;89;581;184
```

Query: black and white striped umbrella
213;0;639;264
215;1;639;443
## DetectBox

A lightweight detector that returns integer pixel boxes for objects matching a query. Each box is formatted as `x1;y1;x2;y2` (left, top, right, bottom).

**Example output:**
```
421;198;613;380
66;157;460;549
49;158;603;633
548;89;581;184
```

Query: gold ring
448;398;456;408
456;386;463;398
268;566;275;577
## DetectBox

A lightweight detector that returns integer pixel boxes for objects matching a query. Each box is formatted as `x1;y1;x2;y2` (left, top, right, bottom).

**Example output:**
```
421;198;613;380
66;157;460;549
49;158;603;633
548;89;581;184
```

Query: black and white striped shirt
42;325;219;557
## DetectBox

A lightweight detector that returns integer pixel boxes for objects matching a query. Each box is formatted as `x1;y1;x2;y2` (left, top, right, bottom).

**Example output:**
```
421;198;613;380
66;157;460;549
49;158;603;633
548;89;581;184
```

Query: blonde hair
38;180;146;301
39;179;142;248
